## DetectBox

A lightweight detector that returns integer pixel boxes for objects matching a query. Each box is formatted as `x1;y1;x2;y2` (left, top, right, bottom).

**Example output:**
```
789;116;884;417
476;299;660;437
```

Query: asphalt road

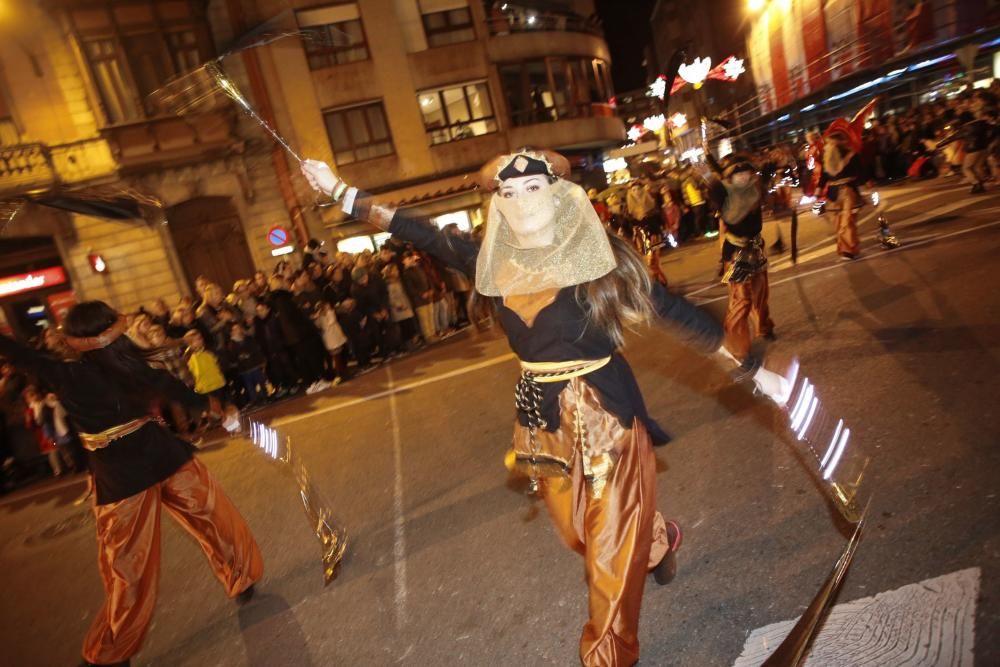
1;176;998;666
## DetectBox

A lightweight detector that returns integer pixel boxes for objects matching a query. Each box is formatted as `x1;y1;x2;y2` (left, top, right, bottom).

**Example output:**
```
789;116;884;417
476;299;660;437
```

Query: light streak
820;419;844;468
823;428;851;480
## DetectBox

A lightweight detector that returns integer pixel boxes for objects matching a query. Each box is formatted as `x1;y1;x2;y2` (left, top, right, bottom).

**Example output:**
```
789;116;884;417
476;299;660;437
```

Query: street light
748;0;766;12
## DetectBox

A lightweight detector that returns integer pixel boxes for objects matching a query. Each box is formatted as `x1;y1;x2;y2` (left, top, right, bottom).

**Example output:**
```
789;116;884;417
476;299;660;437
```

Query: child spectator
183;330;227;402
227;322;269;405
23;385;61;477
315;302;349;383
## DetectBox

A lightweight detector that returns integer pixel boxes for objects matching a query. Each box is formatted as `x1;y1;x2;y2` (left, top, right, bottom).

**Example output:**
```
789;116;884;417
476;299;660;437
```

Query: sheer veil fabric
475;178;618;297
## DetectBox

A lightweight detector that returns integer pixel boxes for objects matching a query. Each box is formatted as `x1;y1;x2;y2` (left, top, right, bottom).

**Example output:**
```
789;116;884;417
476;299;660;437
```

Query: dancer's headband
63;316;128;352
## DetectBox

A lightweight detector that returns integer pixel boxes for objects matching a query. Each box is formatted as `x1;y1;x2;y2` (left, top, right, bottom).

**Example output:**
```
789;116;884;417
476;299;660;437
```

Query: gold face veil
475;151;617;297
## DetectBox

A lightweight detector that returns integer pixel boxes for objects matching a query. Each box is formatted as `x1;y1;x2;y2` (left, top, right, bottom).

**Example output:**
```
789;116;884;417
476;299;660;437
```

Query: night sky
596;0;746;92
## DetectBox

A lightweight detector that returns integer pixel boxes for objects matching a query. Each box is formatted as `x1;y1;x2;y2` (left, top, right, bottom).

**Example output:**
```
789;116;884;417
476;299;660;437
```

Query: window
422;7;475;47
418;81;497;144
323;101;394;165
499;57;612;127
0;77;21;146
68;1;213;124
296;5;369;69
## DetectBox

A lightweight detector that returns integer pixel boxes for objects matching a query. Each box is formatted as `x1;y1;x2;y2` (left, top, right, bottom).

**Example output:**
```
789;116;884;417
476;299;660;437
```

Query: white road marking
387;365;408;629
734;567;980;666
270;352;516;427
768;198;1000;272
693;217;1000;305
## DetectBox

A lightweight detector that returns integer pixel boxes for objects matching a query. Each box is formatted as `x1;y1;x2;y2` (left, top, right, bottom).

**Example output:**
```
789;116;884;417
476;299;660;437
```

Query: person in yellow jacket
184;329;227;399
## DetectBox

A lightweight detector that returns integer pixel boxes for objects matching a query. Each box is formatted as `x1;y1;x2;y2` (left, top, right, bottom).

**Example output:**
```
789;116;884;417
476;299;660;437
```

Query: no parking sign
267;225;289;247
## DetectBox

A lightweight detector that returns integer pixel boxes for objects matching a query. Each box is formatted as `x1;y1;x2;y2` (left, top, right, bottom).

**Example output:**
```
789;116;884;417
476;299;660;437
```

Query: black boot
236;583;256;605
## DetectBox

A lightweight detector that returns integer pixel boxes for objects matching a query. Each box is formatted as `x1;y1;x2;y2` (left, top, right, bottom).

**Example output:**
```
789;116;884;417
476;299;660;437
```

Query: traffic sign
268;226;289;247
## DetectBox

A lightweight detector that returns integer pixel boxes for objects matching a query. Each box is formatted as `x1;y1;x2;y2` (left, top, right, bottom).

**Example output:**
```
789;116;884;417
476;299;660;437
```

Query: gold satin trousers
724;269;774;361
82;458;264;665
835;188;861;256
536;409;669;667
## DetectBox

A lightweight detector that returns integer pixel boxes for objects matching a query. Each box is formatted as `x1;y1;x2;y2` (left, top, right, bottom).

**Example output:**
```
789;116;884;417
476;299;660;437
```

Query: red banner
0;266;67;298
801;0;830;92
856;0;894;67
769;17;791;109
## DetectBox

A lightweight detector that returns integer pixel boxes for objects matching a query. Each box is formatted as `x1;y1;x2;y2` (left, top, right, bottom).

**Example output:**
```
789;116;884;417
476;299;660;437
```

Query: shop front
0;237;75;341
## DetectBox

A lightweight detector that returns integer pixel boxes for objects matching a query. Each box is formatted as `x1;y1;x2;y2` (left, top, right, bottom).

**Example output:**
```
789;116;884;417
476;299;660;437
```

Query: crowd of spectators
0;226;486;491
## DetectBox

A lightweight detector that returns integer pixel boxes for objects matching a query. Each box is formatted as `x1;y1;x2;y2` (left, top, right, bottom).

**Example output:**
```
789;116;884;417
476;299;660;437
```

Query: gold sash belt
519;356;612;382
79;416;161;451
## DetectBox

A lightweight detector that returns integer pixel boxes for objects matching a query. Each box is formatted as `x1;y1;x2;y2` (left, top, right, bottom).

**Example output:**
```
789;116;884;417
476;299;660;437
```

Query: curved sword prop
226;414;348;585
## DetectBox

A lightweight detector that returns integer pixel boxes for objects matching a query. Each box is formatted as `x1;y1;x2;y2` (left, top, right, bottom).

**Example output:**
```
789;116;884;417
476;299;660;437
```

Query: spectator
401;252;437;343
183;330;227;403
315;302;350;383
267;275;329;394
23;385;61;477
382;263;420;350
227;322;269;405
253;301;299;397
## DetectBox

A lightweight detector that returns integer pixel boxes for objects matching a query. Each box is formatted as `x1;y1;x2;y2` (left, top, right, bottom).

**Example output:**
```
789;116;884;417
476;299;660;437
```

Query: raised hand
301;159;340;197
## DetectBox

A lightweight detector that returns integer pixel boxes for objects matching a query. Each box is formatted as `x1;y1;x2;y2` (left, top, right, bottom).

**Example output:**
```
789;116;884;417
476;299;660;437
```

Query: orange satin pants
539;420;669;667
835;188;861;257
724;270;774;361
82;457;263;665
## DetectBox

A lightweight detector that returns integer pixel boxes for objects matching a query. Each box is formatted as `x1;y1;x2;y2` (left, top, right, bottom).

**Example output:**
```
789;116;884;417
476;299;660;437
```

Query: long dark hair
63;301;159;408
575;234;654;348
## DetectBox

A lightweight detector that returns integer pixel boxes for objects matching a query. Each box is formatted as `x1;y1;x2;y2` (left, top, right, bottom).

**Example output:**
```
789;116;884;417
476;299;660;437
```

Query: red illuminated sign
0;266;68;298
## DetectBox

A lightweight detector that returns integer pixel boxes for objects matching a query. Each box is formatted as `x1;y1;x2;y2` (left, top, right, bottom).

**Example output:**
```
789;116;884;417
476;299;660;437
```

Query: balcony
100;109;239;174
507;104;624;150
485;11;610;63
0;138;118;198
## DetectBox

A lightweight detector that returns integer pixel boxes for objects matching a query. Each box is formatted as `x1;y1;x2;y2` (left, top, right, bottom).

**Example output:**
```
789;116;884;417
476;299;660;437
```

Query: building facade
0;0;623;339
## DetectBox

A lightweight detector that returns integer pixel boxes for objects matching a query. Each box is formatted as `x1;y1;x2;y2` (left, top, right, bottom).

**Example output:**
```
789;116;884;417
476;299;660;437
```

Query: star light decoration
643;114;666;132
651;55;748;99
647;75;668;100
679;57;713;89
627;125;644;142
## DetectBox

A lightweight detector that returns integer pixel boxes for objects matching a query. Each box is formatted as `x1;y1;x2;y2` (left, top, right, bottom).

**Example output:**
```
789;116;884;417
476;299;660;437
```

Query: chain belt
513;357;612;495
79;416;164;451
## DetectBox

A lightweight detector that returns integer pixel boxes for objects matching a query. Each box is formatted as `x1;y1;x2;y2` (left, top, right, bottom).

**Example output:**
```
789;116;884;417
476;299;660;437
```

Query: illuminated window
418;81;497;144
337;235;376;254
422;6;475;47
323;101;394;165
296;4;369;69
499;57;612;127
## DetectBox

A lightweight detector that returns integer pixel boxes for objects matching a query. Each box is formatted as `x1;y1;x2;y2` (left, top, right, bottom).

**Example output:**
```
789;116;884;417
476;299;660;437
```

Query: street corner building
0;0;625;340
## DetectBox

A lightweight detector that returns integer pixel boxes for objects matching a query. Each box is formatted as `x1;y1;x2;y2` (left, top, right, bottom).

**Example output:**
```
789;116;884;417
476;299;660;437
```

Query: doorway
166;197;256;293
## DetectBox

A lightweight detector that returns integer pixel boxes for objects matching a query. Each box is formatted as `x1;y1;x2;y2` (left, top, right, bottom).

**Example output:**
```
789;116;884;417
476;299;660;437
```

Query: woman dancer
0;302;262;667
303;150;788;666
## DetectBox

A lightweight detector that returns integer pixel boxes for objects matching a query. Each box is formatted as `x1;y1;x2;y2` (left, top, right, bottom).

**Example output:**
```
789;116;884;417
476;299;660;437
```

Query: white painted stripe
735;568;980;666
769;195;996;273
387;365;408;629
271;352;517;427
692;217;1000;305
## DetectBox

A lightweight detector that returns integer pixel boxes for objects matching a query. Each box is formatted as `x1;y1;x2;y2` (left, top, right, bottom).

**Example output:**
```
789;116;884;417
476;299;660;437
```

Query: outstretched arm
301;160;479;278
650;283;791;406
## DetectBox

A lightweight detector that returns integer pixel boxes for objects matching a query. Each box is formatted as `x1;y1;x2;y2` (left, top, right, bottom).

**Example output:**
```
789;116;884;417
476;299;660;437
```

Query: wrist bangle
329;181;348;203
